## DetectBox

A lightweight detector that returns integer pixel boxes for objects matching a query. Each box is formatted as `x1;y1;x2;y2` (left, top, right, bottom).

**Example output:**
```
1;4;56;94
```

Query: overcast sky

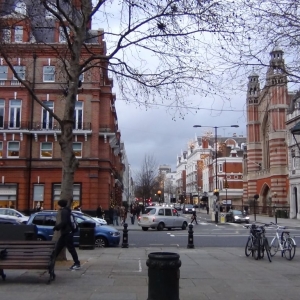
116;93;247;177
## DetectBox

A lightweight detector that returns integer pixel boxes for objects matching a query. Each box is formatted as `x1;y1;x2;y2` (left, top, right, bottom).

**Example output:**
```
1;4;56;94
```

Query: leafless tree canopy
134;154;158;200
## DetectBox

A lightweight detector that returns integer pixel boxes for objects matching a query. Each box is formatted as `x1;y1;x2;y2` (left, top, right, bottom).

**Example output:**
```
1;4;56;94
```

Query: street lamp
193;125;239;222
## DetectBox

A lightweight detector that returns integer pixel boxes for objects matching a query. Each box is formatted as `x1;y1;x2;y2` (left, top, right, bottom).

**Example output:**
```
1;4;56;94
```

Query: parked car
27;210;120;247
0;208;29;224
173;204;182;211
182;204;195;214
72;210;107;225
226;210;250;223
0;216;22;225
138;205;188;231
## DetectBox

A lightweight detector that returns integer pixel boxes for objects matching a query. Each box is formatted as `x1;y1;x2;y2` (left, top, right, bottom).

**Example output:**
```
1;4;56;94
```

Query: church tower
244;46;289;211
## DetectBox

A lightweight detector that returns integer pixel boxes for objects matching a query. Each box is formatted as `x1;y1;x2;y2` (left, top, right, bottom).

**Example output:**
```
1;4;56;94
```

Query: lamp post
193;125;239;222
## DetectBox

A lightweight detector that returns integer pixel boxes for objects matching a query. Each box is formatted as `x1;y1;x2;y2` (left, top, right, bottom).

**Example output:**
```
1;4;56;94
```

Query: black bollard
147;252;181;300
187;223;194;249
121;223;129;248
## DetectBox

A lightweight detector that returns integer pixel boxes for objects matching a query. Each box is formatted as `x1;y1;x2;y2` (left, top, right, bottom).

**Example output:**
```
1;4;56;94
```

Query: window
33;185;44;201
59;26;70;43
218;164;223;172
42;101;54;129
13;66;26;80
7;141;20;158
14;26;23;42
2;29;11;43
158;209;164;216
32;215;44;226
79;72;84;83
0;142;2;158
43;66;55;82
165;209;172;216
0;99;4;128
9;100;21;128
40;142;53;158
74;101;83;129
44;215;56;226
53;184;81;201
73;142;82;158
0;66;8;80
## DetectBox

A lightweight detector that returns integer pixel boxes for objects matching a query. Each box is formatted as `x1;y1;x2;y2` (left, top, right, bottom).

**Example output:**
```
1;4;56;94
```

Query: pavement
1;214;300;300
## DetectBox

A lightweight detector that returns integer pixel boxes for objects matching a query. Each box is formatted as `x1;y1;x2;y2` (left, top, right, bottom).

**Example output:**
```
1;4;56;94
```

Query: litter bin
79;221;95;250
146;252;181;300
220;213;226;223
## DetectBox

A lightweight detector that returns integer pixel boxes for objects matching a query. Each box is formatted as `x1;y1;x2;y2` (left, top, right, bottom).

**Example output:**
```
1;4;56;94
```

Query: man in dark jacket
54;199;80;270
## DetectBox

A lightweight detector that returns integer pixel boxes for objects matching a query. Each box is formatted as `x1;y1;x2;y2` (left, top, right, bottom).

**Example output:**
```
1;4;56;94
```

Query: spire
266;44;286;84
247;68;260;104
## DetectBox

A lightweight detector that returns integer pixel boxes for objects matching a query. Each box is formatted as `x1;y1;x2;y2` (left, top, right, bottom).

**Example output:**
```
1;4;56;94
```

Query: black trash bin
146;252;181;300
79;221;95;250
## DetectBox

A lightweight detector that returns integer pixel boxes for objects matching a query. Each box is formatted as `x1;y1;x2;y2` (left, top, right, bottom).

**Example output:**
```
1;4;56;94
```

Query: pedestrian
191;210;198;224
108;206;114;225
206;205;209;215
53;199;80;270
120;206;125;225
113;206;119;226
96;205;103;218
130;206;136;224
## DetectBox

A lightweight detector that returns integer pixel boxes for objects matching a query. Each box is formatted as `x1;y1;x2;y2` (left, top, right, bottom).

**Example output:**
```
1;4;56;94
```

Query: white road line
138;259;142;272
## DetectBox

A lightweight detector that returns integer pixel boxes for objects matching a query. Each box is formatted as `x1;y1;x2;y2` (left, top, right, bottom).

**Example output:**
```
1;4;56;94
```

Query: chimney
202;138;209;149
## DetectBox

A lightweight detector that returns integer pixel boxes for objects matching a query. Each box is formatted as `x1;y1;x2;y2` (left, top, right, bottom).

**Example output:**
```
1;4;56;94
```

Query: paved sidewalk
1;246;300;300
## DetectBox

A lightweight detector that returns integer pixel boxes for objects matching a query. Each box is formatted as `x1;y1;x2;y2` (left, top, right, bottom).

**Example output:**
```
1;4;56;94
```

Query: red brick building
243;46;291;212
0;1;124;213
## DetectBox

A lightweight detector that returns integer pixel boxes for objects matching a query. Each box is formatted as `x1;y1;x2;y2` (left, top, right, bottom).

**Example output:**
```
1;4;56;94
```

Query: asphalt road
126;221;300;248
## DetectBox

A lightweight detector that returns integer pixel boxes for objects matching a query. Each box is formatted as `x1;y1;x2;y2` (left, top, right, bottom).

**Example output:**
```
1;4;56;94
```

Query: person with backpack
53;199;80;270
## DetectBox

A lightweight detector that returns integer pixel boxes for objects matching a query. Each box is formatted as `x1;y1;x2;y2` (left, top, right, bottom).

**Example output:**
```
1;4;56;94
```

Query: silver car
138;206;188;231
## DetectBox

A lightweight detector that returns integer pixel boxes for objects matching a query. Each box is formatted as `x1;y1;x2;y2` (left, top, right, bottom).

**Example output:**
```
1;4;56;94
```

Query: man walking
191;210;198;225
54;199;81;270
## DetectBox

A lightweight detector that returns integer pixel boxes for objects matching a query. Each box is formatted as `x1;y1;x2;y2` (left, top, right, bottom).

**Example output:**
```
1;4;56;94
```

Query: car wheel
182;222;187;230
157;222;164;231
37;235;45;241
245;220;249;224
95;236;108;248
142;227;148;231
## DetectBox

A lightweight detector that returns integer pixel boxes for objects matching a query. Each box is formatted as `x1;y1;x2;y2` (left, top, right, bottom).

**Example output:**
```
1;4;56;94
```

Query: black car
183;204;195;214
226;210;250;223
0;217;21;225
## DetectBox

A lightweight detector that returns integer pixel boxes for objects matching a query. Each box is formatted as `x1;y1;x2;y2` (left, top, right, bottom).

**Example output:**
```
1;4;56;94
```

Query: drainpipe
27;53;37;213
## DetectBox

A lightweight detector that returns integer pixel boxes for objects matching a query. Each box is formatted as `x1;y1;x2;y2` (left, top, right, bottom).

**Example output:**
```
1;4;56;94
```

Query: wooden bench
0;241;56;284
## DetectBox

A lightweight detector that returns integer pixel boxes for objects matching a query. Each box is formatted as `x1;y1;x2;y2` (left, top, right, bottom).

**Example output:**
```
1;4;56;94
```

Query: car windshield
185;205;193;208
232;210;243;215
144;208;156;215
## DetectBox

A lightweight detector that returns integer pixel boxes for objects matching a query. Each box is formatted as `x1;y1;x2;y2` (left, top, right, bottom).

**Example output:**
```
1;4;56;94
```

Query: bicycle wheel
253;237;260;260
245;237;253;257
284;237;296;261
270;237;279;257
264;238;272;262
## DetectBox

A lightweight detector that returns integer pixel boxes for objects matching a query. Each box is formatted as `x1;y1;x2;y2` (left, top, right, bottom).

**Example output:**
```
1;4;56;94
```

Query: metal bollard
147;252;181;300
121;223;129;248
187;223;194;249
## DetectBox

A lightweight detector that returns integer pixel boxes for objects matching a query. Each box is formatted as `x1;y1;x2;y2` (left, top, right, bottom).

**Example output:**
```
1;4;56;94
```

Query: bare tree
0;0;243;208
134;154;158;202
216;0;300;88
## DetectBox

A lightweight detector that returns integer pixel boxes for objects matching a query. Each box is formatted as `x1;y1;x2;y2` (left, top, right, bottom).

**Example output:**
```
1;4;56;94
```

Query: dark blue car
27;210;120;247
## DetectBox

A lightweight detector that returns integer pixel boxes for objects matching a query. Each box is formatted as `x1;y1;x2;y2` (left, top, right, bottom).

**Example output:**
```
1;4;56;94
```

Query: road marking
170;235;175;237
149;244;164;246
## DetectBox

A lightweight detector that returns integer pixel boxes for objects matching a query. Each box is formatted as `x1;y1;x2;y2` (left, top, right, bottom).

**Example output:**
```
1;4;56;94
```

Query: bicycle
269;222;296;260
244;223;272;262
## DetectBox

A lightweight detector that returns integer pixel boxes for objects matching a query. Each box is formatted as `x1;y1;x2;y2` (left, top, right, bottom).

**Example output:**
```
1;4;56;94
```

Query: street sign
222;200;232;205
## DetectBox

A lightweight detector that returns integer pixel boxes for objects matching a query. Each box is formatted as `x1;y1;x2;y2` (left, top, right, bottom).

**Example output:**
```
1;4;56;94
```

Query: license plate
143;217;148;221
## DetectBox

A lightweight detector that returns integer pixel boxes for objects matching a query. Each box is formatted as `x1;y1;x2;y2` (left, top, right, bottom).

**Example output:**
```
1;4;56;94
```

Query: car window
32;215;45;225
165;209;172;216
158;209;164;216
145;208;156;215
44;215;56;226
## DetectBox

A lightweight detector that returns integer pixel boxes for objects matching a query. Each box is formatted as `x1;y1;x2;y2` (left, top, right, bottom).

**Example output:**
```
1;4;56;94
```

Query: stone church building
243;46;293;213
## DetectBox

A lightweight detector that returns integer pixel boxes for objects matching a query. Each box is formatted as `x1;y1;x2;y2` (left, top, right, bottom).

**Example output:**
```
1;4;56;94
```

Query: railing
0;121;91;131
99;124;112;132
